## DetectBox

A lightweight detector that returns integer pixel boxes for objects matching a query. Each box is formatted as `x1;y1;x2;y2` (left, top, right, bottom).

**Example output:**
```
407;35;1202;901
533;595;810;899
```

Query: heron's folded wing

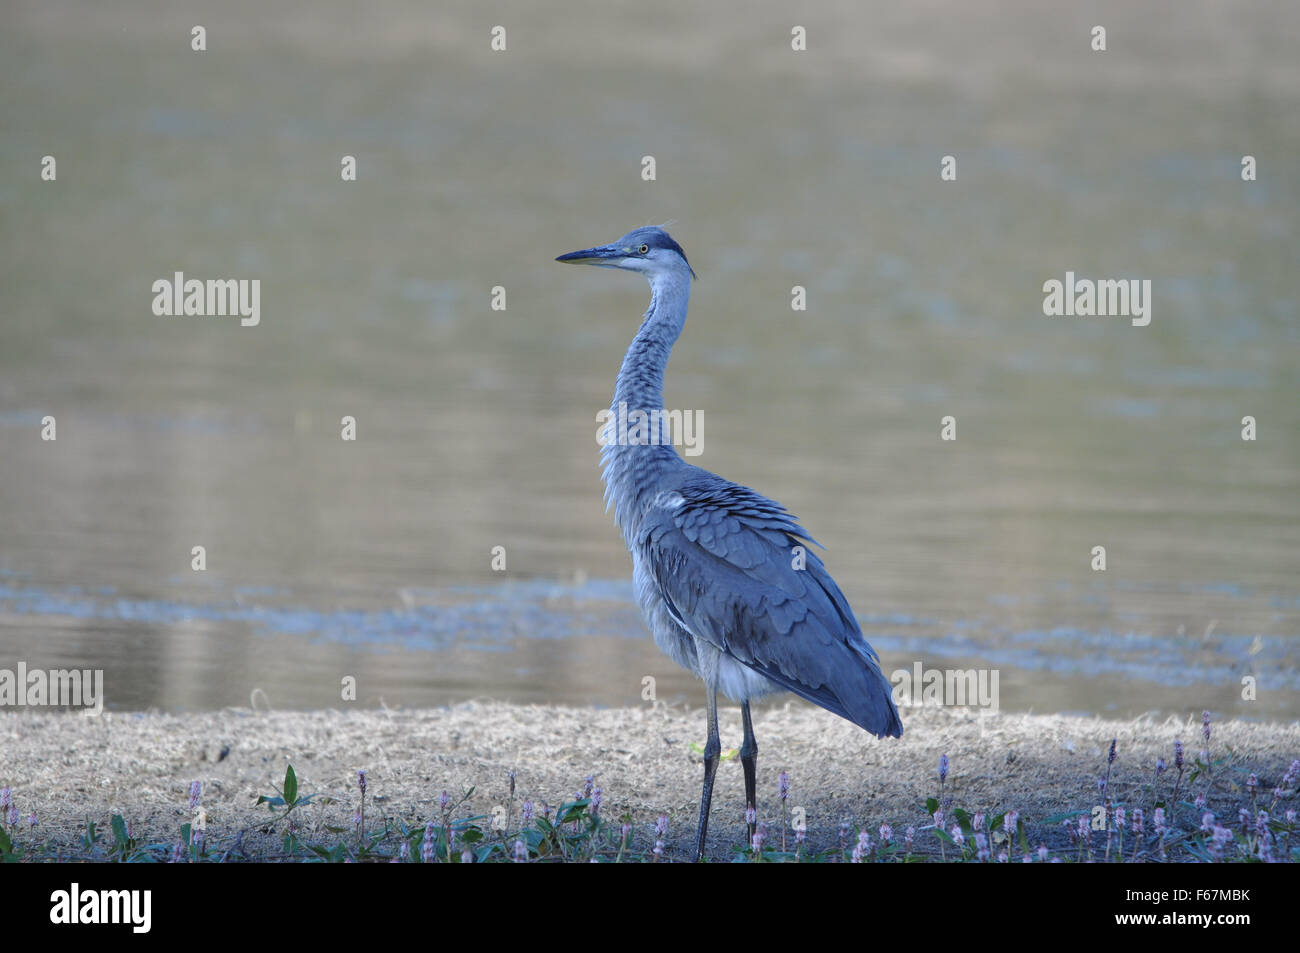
639;480;902;738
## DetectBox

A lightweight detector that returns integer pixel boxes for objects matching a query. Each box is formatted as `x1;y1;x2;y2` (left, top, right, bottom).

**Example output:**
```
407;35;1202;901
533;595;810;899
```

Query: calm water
1;1;1297;719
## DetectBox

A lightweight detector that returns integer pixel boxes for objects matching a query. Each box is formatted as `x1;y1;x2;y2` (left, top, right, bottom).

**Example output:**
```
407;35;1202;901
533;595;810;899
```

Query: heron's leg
741;701;758;842
693;686;721;862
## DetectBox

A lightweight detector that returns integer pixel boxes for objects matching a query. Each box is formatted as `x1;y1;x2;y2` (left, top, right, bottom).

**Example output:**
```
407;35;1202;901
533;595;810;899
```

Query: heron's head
556;226;696;280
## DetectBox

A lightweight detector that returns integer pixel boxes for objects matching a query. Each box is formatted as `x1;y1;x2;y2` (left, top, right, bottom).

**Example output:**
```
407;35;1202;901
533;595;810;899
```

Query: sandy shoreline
2;702;1297;861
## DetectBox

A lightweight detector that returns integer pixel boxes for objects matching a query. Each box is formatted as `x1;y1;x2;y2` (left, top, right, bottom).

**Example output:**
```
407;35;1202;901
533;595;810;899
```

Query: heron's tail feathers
847;665;904;739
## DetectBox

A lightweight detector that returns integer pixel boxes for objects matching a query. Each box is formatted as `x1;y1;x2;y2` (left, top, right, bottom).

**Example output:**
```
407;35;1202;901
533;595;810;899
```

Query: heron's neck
614;270;690;411
602;268;692;534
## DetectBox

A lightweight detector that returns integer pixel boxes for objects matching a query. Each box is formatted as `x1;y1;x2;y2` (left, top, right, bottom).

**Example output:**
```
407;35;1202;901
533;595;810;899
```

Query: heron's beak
555;243;624;266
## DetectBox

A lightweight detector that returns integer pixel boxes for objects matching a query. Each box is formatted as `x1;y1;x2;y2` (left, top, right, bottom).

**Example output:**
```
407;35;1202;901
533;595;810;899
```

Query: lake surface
1;1;1296;719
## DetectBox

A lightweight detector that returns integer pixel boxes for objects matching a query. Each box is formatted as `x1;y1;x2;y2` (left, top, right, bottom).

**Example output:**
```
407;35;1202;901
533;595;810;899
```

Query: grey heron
557;226;902;861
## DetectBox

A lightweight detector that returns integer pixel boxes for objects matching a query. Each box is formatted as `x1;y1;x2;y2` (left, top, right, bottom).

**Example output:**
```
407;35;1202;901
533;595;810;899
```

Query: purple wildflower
421;822;435;863
1281;760;1300;788
1209;825;1232;856
851;830;871;862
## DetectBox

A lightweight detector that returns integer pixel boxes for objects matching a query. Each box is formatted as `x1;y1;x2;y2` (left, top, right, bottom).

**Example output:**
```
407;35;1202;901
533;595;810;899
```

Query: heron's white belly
714;651;782;704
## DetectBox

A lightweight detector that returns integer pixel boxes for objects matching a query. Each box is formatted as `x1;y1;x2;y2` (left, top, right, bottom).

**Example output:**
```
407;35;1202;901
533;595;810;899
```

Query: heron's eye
639;244;649;255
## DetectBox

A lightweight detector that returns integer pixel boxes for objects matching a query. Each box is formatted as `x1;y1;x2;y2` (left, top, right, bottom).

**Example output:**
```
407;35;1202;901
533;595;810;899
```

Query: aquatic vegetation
2;743;1296;863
